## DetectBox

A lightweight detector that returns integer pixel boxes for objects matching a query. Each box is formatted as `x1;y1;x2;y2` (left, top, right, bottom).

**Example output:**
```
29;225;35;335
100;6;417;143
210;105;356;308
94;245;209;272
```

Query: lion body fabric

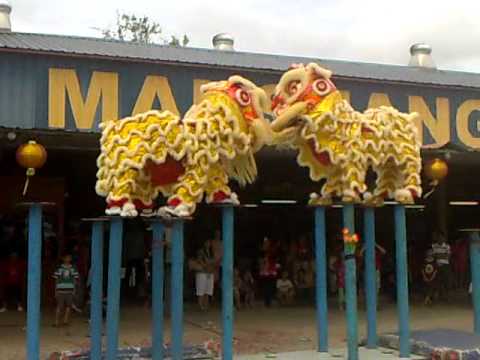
294;91;422;203
96;91;257;216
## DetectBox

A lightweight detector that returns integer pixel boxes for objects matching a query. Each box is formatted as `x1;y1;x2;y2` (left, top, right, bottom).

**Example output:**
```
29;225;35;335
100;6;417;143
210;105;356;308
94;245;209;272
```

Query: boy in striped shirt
53;253;79;327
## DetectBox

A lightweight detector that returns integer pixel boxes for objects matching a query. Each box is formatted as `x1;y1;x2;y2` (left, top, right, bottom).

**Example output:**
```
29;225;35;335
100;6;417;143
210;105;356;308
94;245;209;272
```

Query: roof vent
0;0;11;32
212;33;234;51
409;43;436;69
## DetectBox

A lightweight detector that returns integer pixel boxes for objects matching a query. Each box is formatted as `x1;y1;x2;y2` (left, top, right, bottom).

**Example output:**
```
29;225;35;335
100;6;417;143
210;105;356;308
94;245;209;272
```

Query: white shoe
17;305;23;312
0;307;7;313
157;203;192;218
72;304;82;313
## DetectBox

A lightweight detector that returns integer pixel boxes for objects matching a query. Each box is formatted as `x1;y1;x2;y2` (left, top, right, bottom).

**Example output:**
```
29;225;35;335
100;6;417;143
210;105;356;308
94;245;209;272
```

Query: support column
222;207;234;360
314;207;328;352
171;220;184;360
470;231;480;334
26;204;43;360
342;204;358;360
394;205;410;358
90;221;105;360
364;207;377;348
152;221;165;360
106;218;124;360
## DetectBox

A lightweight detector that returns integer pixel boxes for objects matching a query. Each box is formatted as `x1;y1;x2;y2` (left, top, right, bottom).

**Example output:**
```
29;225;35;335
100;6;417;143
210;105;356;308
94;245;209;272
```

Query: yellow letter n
409;96;450;147
48;69;118;130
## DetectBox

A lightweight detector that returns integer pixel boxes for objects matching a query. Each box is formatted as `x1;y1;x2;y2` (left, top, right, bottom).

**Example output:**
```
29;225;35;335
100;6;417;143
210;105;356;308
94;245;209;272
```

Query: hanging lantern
16;140;47;196
424;158;448;183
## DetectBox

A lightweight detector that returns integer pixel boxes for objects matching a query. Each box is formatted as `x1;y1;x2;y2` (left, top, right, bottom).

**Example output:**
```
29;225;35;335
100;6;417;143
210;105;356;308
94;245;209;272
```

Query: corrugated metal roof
1;32;480;88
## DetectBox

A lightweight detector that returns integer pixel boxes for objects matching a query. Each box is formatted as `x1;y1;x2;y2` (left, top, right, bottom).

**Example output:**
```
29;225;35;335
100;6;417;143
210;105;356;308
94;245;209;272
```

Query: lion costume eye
287;80;301;96
312;79;332;96
235;88;251;106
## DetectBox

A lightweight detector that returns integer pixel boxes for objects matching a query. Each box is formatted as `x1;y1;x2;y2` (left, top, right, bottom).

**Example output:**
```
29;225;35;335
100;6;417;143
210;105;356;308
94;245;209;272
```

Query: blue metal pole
222;207;234;360
364;207;377;348
342;203;358;360
394;204;410;357
314;206;328;352
171;220;184;360
90;221;104;360
470;232;480;333
26;204;43;360
152;221;165;360
106;218;124;360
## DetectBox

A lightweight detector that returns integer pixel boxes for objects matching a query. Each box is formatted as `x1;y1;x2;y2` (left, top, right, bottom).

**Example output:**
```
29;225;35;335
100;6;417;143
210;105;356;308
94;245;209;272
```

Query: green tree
99;12;189;46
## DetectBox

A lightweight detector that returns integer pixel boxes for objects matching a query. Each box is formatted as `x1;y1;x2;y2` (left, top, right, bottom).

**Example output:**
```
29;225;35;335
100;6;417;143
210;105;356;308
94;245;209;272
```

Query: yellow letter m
48;69;118;130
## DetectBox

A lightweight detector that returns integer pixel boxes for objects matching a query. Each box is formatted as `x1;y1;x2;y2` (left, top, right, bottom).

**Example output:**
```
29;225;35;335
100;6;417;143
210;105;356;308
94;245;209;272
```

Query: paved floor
0;296;472;359
236;348;426;359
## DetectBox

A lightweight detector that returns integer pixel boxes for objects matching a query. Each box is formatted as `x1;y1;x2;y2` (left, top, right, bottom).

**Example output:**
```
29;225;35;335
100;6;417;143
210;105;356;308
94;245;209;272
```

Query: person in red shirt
360;243;386;295
0;252;26;312
259;251;280;307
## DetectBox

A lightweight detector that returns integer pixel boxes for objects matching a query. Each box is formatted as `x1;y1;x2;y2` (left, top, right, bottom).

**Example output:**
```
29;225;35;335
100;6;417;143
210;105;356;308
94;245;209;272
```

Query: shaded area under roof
1;32;480;89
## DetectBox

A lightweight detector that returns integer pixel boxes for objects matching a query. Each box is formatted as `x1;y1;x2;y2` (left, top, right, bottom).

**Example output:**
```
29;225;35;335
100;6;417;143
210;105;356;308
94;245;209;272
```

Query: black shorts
56;292;74;308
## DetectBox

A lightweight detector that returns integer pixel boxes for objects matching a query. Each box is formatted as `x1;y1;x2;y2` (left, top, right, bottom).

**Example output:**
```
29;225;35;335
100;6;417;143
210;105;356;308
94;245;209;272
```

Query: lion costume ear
306;63;332;79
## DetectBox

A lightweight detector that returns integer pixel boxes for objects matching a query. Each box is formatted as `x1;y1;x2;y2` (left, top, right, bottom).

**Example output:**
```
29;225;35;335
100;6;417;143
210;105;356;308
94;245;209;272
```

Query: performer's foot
308;192;332;206
208;191;240;205
140;208;156;218
120;202;138;217
157;200;192;218
363;192;384;207
105;206;121;216
394;189;414;204
342;189;361;203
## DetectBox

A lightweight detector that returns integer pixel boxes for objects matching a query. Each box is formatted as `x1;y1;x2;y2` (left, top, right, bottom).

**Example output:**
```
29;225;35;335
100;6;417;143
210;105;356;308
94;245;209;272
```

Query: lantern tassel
22;168;35;197
423;180;439;199
22;176;30;196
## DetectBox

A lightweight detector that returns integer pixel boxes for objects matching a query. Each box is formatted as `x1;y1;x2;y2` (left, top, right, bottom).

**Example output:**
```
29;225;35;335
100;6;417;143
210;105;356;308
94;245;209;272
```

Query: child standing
422;252;437;306
336;255;345;310
276;271;295;305
233;268;242;310
53;254;79;327
242;270;255;308
0;253;26;312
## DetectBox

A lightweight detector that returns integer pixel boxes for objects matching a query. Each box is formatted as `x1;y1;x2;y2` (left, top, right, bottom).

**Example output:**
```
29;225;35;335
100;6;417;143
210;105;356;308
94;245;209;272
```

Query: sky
9;0;480;72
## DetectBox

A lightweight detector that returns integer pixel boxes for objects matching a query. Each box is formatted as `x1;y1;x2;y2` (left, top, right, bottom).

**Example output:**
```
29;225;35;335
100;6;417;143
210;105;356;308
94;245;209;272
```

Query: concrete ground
236;349;426;359
0;297;474;359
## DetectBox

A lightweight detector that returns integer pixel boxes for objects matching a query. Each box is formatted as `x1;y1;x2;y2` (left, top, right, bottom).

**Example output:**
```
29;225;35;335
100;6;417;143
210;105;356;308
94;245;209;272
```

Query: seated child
276;271;295;305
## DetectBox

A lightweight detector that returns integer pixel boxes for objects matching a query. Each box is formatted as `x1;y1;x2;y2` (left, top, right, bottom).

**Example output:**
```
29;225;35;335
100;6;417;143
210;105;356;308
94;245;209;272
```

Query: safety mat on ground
377;329;480;359
50;344;215;359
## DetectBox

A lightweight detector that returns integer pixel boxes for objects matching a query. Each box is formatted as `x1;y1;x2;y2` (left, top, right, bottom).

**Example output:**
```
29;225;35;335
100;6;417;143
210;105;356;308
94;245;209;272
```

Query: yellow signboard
48;68;480;148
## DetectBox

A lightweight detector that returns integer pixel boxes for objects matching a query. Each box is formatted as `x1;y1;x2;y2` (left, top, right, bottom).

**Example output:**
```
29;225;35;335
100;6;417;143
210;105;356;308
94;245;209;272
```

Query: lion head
200;75;272;152
270;63;339;133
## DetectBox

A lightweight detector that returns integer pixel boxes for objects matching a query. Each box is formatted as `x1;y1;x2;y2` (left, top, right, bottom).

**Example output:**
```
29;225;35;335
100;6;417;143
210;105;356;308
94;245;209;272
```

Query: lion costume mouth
270;101;308;132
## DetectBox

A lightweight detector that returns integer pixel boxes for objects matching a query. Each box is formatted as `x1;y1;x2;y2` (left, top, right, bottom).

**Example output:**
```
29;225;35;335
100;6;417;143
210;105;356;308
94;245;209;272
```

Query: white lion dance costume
96;76;287;217
270;63;422;205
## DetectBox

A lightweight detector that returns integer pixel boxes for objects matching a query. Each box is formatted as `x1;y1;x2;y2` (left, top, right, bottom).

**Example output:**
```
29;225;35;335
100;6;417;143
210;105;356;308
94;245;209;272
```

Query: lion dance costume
271;63;422;205
96;76;277;217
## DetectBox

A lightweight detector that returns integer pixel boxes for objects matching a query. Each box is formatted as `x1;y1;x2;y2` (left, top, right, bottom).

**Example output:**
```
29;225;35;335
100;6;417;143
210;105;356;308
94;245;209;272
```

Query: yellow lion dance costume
271;63;422;205
96;76;283;217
